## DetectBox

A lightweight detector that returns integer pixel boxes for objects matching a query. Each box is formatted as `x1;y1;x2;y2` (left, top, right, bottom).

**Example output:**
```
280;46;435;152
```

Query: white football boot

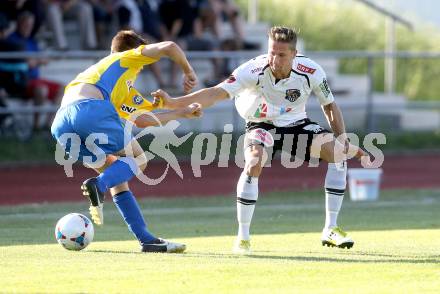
321;227;354;249
233;239;252;255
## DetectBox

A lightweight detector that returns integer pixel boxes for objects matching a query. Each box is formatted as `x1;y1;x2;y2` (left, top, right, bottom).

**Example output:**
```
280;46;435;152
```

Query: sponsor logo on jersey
121;104;137;114
280;106;292;114
251;67;263;74
226;75;236;83
297;64;316;74
132;95;144;105
319;78;331;97
253;103;267;118
285;89;301;102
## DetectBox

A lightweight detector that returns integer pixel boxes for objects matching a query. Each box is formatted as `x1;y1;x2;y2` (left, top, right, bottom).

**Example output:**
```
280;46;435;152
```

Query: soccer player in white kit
153;26;368;253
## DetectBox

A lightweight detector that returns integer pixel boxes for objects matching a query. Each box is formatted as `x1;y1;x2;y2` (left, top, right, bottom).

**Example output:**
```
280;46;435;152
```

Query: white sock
324;162;347;229
236;171;258;240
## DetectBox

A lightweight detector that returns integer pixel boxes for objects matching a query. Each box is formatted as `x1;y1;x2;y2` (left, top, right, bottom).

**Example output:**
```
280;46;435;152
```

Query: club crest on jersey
285;89;301;102
297;63;316;74
132;95;144;105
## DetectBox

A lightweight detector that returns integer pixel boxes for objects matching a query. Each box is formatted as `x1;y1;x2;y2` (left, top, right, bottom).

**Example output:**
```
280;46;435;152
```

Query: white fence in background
1;51;440;137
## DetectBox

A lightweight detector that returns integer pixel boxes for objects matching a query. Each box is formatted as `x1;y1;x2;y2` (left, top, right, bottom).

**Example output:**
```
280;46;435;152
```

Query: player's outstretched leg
233;171;258;254
113;190;186;253
321;162;354;249
82;157;139;225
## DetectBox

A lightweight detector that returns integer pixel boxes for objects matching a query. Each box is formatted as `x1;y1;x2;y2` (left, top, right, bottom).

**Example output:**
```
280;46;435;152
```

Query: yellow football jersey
65;45;158;116
116;87;159;120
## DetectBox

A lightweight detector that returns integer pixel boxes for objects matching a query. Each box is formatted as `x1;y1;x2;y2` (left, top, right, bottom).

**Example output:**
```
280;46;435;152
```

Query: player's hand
181;103;203;119
355;147;373;167
151;89;175;109
343;139;371;164
183;71;198;94
348;143;372;166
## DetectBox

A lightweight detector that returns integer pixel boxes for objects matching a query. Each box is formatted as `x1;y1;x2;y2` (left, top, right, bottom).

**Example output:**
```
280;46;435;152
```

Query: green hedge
236;0;440;100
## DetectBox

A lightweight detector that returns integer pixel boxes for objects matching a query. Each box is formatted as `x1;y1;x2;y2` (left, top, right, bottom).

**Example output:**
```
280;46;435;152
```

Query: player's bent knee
318;141;338;163
310;134;333;160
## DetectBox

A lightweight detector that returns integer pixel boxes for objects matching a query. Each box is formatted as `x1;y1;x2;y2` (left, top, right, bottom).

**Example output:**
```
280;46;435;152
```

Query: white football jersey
219;54;334;127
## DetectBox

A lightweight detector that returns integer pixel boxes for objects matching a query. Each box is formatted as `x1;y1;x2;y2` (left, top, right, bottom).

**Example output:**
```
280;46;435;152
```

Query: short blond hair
268;26;297;50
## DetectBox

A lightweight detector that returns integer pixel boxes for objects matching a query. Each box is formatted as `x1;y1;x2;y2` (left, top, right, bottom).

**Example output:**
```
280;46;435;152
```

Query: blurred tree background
237;0;440;100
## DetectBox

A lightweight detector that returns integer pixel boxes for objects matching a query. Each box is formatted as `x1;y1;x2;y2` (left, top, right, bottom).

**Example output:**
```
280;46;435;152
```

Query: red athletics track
0;154;439;205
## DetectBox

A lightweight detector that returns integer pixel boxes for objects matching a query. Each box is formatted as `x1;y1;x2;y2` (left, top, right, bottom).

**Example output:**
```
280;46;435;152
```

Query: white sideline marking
0;198;438;220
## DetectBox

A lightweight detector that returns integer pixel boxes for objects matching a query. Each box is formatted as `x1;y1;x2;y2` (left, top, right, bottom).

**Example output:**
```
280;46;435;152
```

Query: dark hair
268;26;298;50
17;11;35;23
110;30;148;53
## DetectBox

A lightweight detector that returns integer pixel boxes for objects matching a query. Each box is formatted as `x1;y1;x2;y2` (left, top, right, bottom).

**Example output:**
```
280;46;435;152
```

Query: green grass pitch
1;189;439;293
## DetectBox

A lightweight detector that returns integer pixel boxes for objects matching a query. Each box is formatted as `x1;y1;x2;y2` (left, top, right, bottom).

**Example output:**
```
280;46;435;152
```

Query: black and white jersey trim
291;69;310;87
296;54;309;59
256;64;270;86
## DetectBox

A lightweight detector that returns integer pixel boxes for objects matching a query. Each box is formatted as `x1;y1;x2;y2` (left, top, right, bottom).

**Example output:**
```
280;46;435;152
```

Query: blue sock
96;158;138;193
113;191;156;244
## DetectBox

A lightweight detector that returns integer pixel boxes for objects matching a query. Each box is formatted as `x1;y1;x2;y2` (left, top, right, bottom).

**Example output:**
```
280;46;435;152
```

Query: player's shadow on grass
88;249;143;254
85;250;440;264
180;251;440;264
89;249;189;256
245;254;440;264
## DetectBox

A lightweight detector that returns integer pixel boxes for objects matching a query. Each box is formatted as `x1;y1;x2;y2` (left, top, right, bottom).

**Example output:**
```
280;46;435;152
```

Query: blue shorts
51;98;132;162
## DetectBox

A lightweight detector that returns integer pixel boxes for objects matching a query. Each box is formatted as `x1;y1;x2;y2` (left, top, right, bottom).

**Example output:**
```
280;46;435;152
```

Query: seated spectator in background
159;0;221;90
200;0;258;50
0;13;22;127
115;0;166;88
46;0;97;50
138;0;166;42
0;0;45;38
8;11;63;131
114;0;143;33
89;0;113;49
0;13;28;101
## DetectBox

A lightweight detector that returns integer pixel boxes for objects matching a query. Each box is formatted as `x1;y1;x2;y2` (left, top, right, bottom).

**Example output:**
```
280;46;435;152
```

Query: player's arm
322;102;347;143
311;66;348;145
151;57;255;109
133;103;202;128
323;102;368;161
141;42;197;93
312;65;367;160
151;86;230;110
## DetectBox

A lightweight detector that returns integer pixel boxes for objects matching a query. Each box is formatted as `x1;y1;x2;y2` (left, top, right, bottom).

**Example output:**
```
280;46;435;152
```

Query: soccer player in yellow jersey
51;30;201;253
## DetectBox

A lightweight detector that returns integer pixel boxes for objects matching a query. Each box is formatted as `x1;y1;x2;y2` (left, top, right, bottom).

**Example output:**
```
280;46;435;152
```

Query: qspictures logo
54;113;386;185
